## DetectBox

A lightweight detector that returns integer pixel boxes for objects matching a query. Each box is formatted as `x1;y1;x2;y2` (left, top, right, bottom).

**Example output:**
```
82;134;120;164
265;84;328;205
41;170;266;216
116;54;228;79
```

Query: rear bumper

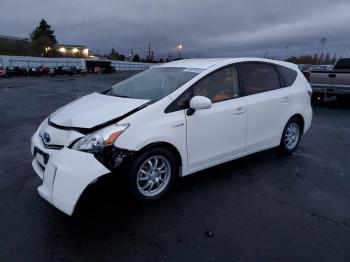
304;105;313;134
31;129;110;216
312;85;350;95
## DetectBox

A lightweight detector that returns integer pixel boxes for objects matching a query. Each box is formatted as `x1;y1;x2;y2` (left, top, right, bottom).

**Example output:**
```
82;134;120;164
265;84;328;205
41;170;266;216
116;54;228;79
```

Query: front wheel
278;118;302;154
126;147;177;201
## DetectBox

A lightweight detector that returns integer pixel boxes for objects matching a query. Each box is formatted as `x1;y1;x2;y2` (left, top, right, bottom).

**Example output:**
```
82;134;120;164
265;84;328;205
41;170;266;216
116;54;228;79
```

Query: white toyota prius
31;58;313;215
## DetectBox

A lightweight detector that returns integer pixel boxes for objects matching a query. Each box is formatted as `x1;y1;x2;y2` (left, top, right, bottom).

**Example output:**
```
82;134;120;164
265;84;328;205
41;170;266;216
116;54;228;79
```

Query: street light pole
176;44;183;60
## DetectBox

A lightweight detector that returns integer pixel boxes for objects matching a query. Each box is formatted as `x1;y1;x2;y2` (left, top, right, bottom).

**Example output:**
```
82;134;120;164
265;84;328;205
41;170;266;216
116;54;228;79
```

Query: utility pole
319;37;327;64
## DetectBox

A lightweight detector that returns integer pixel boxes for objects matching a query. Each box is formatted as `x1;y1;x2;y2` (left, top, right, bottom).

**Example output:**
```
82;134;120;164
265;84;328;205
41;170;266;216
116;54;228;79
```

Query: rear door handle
234;106;246;115
282;96;290;103
328;73;336;78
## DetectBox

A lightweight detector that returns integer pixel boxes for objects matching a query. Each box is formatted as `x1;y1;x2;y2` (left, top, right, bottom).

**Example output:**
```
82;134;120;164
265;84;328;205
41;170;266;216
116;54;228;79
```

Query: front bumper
31;129;110;216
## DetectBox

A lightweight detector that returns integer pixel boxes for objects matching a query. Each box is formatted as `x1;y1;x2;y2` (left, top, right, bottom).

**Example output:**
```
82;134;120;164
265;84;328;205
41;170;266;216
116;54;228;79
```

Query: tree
319;53;324;65
325;53;331;64
105;48;126;61
331;54;337;64
133;54;140;62
30;19;57;56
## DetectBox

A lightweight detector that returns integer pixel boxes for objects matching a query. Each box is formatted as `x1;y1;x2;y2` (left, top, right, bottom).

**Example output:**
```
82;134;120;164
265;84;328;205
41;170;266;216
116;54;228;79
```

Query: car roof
157;58;298;70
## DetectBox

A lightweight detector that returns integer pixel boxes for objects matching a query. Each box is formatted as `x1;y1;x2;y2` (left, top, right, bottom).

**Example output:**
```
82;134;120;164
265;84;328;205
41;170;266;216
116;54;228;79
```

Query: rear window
276;65;298;87
334;58;350;70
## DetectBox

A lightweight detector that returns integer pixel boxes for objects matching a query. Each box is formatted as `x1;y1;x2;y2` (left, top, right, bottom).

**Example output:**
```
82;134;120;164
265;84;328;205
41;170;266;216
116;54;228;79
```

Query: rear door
240;62;291;152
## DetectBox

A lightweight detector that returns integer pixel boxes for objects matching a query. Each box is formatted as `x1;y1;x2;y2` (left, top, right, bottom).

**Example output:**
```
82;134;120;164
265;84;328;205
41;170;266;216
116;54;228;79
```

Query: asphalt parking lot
1;73;350;261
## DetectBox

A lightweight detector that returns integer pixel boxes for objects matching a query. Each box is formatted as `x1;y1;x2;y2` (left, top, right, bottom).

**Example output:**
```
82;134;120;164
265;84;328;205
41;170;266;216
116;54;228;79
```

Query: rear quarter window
276;65;298;87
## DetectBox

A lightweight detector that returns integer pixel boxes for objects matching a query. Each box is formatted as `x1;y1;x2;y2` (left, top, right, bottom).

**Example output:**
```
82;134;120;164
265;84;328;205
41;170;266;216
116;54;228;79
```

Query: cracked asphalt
1;73;350;261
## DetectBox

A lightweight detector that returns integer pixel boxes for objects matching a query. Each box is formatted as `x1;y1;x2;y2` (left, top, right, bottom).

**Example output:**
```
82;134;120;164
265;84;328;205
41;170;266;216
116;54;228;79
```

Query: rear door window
241;63;281;95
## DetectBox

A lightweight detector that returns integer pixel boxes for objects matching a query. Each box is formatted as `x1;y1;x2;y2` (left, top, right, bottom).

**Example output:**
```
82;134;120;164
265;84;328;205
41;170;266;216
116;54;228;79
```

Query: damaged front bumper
31;128;132;216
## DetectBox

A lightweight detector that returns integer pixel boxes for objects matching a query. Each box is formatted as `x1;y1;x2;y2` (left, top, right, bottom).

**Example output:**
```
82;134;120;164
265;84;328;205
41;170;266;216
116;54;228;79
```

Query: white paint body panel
31;58;313;215
50;92;149;128
186;97;247;170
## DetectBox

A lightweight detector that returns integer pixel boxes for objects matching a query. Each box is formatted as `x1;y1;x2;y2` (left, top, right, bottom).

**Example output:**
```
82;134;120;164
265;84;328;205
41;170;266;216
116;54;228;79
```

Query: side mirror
189;96;212;110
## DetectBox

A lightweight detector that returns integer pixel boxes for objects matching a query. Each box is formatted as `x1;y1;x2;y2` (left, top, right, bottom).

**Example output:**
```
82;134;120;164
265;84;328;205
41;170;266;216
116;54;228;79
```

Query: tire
126;147;177;201
278;117;302;154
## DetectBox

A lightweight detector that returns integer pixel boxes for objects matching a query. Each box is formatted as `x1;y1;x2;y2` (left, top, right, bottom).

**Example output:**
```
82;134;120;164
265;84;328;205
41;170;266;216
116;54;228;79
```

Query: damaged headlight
71;123;129;153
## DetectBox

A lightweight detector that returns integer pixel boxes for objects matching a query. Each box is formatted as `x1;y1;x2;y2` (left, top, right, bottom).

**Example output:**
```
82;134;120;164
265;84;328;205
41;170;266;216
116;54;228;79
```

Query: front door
186;65;247;171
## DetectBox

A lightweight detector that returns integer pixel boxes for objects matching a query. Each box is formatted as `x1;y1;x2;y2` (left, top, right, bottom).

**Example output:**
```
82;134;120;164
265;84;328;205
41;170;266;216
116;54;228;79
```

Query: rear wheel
278;118;302;154
126;147;177;201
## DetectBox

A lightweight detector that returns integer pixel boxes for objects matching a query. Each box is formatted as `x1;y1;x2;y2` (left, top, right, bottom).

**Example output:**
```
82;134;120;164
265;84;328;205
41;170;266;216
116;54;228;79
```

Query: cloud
1;0;349;58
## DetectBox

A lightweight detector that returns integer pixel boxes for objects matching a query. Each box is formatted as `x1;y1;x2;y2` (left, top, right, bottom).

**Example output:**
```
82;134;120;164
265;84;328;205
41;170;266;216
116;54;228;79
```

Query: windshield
106;67;199;101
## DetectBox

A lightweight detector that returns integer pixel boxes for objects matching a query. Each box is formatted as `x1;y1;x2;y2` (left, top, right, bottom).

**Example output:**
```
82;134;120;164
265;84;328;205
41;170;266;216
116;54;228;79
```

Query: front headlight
71;123;129;152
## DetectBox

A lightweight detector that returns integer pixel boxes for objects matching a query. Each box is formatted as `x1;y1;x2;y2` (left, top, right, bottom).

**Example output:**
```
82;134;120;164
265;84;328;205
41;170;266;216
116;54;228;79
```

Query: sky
1;0;350;59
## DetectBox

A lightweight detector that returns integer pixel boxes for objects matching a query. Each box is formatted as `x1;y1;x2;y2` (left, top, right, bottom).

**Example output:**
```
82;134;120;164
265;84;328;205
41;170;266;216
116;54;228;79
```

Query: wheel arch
278;113;306;145
290;113;305;134
138;141;183;176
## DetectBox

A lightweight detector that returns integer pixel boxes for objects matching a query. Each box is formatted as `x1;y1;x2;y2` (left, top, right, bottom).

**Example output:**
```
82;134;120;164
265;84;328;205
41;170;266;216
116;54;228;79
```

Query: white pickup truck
309;58;350;101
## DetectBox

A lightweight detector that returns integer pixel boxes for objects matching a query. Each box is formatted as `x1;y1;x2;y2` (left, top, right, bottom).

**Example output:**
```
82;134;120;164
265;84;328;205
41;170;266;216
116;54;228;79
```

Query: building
0;35;31;56
53;44;89;58
0;35;29;42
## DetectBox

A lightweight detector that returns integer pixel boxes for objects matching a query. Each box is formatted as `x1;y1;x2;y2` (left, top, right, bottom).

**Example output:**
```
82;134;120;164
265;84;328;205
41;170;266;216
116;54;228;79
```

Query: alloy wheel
136;155;171;197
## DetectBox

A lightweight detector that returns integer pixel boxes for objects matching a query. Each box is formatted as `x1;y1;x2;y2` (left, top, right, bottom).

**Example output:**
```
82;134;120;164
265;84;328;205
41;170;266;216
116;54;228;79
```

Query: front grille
39;133;64;150
44;144;64;150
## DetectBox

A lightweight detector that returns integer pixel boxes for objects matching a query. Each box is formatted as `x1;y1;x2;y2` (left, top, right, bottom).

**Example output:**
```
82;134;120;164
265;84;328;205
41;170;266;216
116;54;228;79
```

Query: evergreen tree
30;19;57;56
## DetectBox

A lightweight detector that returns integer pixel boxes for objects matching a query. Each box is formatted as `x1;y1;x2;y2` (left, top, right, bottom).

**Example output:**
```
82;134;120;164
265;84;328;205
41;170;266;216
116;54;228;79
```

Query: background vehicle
0;66;13;78
13;64;28;77
67;66;87;76
28;66;44;77
49;66;87;77
49;66;69;76
309;58;350;101
31;58;312;215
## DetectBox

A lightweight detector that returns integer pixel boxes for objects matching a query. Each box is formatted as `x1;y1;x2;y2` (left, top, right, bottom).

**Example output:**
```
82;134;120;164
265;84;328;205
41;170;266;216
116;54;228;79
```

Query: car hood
50;92;150;129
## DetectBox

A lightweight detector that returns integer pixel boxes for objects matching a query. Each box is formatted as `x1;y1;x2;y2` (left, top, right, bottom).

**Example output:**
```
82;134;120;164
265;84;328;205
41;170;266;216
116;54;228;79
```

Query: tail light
306;84;313;100
303;71;310;81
